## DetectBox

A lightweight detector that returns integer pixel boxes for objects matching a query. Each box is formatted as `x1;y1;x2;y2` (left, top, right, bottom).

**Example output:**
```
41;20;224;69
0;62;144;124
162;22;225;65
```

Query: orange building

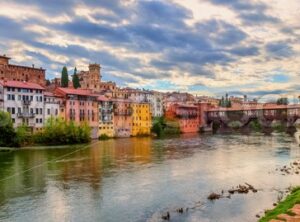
55;88;99;139
165;104;200;133
112;98;133;137
0;55;45;86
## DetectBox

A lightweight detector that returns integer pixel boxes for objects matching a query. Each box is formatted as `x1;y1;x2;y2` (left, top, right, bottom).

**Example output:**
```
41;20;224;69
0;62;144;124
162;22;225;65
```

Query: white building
0;80;45;131
120;88;164;117
44;92;62;122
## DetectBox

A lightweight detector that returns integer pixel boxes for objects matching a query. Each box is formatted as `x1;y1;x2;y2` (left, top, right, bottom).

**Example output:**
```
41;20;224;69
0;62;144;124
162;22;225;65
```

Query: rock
162;212;170;220
207;192;221;200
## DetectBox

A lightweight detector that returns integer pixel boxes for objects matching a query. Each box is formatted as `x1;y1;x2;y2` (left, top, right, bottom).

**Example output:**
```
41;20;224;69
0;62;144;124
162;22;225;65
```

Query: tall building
77;64;101;91
0;80;45;131
0;55;46;86
98;95;114;137
131;102;152;136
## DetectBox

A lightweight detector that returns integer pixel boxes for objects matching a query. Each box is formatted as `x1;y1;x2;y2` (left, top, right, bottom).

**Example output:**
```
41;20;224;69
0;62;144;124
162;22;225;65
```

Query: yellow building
131;102;152;136
98;96;114;138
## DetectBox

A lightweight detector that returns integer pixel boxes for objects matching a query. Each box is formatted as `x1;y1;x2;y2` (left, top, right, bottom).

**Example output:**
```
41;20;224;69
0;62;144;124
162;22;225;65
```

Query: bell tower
89;63;101;82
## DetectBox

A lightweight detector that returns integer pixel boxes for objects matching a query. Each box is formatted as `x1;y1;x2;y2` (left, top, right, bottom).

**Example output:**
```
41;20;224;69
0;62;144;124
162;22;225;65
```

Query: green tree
277;97;288;105
0;111;17;147
61;66;69;87
72;67;81;89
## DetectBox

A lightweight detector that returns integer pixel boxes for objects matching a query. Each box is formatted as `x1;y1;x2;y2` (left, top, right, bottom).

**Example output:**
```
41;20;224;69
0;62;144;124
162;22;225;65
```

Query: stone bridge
204;105;300;128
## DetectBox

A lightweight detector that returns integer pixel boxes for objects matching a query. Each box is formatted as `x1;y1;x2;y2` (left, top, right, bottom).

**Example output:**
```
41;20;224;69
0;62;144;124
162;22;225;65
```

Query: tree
277;97;288;105
46;79;51;86
0;111;17;147
72;67;81;89
61;66;69;87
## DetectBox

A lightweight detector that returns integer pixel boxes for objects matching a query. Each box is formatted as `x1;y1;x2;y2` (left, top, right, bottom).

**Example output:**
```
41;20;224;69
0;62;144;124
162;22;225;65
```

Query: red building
55;88;99;139
165;104;200;133
0;55;46;86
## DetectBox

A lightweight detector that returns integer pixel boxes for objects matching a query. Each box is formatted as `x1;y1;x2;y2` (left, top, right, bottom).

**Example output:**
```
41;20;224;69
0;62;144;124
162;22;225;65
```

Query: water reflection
0;134;300;221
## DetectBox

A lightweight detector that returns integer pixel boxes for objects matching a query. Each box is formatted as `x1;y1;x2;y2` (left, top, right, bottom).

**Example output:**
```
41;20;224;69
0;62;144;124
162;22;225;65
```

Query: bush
249;119;262;132
14;125;33;146
34;117;91;145
99;134;110;140
0;111;18;147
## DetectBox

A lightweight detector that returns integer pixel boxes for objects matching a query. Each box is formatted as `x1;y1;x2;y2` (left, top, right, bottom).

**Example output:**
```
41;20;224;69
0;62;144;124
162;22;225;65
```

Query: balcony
114;109;133;116
17;113;35;118
22;100;31;106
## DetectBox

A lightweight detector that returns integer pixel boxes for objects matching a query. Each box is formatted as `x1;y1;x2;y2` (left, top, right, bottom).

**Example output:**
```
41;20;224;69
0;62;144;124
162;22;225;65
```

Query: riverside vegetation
0;111;91;147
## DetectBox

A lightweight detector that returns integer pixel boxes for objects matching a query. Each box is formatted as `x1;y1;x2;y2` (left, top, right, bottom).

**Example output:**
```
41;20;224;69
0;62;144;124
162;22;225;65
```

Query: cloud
0;0;299;97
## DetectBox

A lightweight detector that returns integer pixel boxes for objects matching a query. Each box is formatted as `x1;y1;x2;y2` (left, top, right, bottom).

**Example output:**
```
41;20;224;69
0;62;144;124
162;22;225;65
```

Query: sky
0;0;300;98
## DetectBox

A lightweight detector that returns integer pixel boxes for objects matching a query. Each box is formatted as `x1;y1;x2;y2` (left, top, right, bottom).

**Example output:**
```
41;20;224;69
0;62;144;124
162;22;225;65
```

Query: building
55;87;99;139
77;63;101;91
165;103;200;133
115;87;164;117
112;98;133;137
44;92;63;122
98;95;114;137
131;102;152;136
0;80;45;131
0;55;45;86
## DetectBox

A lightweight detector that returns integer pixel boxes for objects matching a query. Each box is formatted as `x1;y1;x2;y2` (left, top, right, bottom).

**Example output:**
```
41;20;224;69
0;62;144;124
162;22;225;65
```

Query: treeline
0;111;91;147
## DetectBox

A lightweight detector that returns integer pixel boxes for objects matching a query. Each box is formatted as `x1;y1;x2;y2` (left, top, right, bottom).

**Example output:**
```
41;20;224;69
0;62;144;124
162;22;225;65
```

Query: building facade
44;92;63;122
0;55;45;86
112;99;133;137
165;104;200;133
0;80;45;131
131;102;152;136
55;88;99;139
98;95;114;137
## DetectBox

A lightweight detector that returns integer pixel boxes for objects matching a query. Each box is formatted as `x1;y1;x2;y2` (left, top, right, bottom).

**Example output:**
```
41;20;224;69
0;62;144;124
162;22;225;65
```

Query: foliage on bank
259;187;300;222
35;117;91;145
0;111;91;147
151;117;181;137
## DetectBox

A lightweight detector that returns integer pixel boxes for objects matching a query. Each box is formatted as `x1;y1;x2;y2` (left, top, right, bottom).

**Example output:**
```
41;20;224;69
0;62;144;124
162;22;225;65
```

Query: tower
88;63;101;82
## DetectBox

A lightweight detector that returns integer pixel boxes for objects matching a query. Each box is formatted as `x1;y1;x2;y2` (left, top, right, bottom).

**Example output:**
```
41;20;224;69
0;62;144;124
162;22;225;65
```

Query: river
0;133;300;222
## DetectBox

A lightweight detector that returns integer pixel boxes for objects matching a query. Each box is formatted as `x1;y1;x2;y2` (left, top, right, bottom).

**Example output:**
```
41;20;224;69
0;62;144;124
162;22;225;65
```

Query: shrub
34;117;91;145
99;134;110;140
0;111;17;147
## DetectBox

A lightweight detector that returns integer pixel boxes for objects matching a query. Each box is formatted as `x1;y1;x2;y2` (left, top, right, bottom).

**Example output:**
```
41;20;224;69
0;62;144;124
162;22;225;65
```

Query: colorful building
131;102;152;136
112;98;133;137
0;80;45;131
55;88;99;139
98;95;114;137
165;104;200;133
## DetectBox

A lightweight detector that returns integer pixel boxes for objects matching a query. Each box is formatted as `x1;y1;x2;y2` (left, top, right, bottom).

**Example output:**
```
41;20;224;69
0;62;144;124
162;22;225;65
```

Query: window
47;109;50;115
36;118;38;123
40;108;42;114
36;108;39;115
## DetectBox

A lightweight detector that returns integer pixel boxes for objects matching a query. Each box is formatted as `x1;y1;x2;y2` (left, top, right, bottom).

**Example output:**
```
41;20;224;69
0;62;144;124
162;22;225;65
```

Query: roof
56;87;96;96
97;95;109;101
0;80;44;90
44;91;63;98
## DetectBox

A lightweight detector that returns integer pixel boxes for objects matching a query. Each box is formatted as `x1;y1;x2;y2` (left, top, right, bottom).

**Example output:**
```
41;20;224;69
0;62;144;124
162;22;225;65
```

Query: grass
259;187;300;222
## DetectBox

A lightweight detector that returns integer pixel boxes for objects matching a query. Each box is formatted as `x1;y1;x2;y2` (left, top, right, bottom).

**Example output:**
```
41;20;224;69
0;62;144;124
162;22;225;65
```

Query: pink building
165;104;200;133
55;88;99;139
112;98;133;137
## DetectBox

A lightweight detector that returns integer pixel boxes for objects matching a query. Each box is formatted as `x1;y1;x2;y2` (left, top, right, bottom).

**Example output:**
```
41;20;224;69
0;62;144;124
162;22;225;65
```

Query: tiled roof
56;87;96;96
97;95;109;101
0;80;44;90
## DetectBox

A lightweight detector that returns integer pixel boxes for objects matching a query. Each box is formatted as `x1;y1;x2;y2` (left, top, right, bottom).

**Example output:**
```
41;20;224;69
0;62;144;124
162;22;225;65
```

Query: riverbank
260;187;300;222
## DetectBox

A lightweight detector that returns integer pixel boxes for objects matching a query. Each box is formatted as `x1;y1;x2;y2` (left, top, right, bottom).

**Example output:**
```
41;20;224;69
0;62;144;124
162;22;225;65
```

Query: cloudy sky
0;0;300;98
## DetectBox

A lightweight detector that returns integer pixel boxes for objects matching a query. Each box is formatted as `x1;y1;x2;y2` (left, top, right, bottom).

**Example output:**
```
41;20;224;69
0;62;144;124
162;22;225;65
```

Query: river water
0;133;300;222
